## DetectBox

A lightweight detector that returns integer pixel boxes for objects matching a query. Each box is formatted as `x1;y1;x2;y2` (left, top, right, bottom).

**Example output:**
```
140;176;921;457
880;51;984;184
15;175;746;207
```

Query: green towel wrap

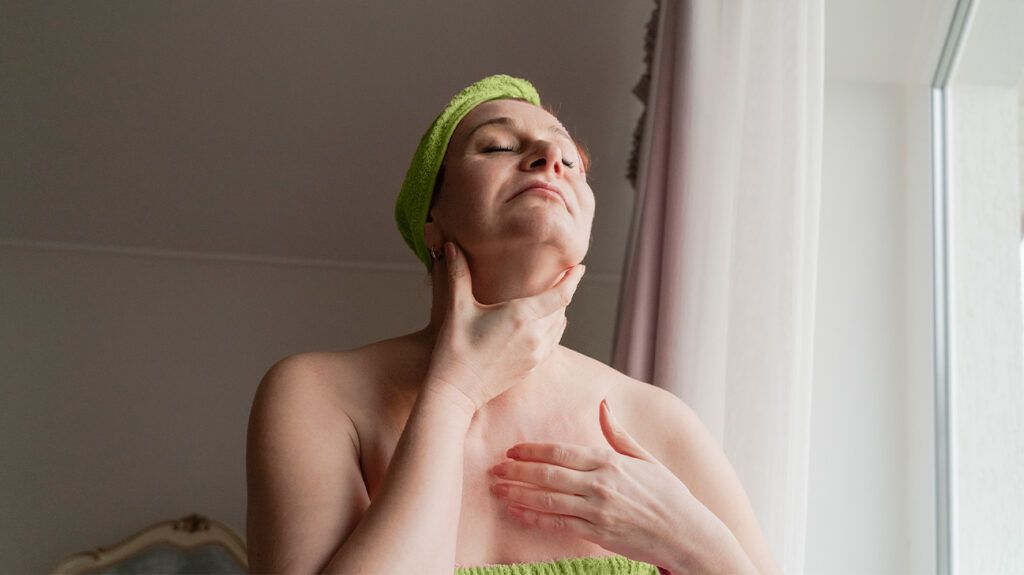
454;555;661;575
394;74;542;270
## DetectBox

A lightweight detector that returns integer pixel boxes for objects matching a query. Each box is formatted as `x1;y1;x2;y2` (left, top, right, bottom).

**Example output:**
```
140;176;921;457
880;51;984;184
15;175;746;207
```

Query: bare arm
246;354;476;575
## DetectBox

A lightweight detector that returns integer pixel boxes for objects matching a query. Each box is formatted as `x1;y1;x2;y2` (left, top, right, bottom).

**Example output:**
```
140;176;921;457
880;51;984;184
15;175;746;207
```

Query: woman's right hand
424;241;586;416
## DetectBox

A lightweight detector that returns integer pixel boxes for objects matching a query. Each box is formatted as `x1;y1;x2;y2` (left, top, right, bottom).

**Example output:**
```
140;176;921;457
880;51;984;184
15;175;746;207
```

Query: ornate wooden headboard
51;514;248;574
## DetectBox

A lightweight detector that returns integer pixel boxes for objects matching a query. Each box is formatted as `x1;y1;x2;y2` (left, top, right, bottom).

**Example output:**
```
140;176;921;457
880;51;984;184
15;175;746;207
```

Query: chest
461;417;625;565
355;386;621;565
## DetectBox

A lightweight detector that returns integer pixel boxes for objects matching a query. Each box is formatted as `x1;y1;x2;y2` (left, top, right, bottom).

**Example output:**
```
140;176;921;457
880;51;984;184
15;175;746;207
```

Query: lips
512;180;568;211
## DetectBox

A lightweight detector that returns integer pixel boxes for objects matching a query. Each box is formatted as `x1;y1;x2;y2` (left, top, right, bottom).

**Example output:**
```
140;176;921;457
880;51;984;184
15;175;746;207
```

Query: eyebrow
466;116;575;144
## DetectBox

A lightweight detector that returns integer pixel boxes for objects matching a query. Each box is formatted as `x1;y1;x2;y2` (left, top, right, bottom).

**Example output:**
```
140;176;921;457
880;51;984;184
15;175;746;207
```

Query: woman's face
425;99;595;266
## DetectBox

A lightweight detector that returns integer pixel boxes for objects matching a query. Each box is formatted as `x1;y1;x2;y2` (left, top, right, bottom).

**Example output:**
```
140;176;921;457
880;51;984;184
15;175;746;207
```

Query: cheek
579;187;597;218
450;163;503;198
438;195;487;228
575;190;596;237
434;187;496;237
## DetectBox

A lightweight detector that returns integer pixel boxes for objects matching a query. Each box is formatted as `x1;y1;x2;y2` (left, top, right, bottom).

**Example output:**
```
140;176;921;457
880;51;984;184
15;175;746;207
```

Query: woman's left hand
488;398;728;570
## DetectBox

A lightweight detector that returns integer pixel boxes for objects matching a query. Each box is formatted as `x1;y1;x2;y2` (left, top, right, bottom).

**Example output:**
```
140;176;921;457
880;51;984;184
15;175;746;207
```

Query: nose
521;140;564;177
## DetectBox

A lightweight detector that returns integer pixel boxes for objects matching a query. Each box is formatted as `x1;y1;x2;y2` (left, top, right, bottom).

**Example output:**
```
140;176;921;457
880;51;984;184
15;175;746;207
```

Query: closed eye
483;146;577;169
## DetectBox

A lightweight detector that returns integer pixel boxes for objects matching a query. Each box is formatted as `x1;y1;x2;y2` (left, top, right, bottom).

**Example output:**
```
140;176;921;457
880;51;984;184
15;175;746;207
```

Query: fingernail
506;447;519;459
445;242;455;261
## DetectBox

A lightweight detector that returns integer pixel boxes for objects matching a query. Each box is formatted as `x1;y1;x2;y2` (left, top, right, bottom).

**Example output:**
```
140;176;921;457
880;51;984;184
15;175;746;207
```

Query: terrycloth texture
395;74;541;270
454;555;660;575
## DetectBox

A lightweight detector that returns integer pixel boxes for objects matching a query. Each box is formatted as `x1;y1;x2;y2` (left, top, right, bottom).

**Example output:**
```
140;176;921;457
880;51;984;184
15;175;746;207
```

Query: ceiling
1;1;957;273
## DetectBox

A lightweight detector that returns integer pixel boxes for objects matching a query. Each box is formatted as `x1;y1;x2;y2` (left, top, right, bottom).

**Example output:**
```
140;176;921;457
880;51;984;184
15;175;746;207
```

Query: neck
410;246;574;403
417;246;573;343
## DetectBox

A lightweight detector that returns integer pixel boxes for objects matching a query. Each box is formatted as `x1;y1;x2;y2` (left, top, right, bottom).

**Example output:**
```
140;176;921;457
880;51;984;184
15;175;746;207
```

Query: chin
512;240;588;267
505;212;577;238
492;213;585;256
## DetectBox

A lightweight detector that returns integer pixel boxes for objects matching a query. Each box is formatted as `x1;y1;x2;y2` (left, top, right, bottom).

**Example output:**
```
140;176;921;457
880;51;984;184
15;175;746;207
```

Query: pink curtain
612;1;823;573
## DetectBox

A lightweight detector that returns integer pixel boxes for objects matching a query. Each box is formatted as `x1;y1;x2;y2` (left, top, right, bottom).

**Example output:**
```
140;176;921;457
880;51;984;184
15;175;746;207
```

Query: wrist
655;497;759;575
661;523;758;575
421;377;480;421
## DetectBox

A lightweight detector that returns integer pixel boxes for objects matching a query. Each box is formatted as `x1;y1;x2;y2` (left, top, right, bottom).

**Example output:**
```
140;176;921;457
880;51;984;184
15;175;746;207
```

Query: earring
428;246;442;261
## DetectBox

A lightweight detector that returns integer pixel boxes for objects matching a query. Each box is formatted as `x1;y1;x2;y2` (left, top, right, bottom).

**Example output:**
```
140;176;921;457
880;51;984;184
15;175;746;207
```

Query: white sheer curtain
613;2;823;573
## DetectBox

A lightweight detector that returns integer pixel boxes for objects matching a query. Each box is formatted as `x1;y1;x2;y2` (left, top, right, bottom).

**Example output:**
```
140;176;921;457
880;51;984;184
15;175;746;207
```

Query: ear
424;216;440;244
423;208;441;247
424;169;445;243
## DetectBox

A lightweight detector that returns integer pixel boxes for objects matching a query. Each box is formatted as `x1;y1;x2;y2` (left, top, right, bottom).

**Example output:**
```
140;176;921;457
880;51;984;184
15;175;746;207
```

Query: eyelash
484;146;576;169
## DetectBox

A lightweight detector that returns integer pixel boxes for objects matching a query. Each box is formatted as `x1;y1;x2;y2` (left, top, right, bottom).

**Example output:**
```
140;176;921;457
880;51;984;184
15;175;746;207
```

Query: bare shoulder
252;351;349;421
559;359;714;498
257;350;350;388
252;350;363;428
247;339;419;472
569;356;781;575
562;355;707;479
248;343;401;485
258;345;381;388
600;370;716;491
250;336;426;446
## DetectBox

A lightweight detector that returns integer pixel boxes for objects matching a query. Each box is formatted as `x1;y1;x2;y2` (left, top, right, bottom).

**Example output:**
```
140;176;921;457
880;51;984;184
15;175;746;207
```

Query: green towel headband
394;74;542;270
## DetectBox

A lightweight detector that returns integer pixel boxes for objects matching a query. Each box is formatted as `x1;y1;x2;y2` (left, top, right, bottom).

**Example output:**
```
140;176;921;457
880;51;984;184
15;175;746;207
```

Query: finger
600;399;658;462
506;505;602;541
489;460;591;494
521;264;585;319
491;483;592;520
444;242;476;309
504;442;606;471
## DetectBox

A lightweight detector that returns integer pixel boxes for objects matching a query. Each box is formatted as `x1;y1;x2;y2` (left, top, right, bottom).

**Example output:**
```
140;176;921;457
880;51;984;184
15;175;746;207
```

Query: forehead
451;99;567;143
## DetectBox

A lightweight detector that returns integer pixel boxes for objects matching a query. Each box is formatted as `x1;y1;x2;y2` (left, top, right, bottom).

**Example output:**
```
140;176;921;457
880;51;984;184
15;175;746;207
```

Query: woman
246;75;781;575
